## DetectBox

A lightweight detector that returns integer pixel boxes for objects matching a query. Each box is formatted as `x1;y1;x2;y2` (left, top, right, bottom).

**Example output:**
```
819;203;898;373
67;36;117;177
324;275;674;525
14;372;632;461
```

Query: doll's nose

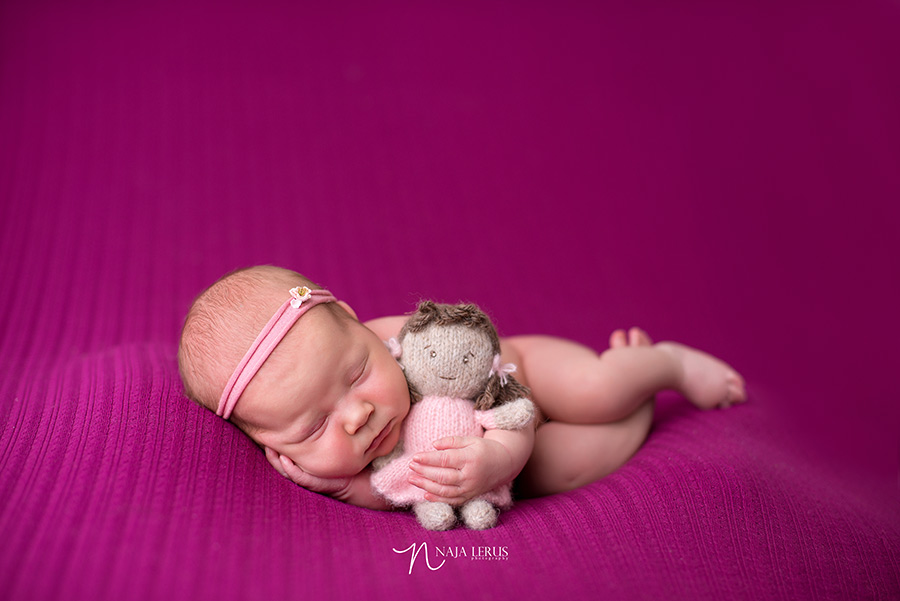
343;400;375;435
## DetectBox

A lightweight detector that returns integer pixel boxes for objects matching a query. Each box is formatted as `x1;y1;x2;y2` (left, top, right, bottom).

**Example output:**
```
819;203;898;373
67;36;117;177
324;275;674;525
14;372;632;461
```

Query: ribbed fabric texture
2;1;899;600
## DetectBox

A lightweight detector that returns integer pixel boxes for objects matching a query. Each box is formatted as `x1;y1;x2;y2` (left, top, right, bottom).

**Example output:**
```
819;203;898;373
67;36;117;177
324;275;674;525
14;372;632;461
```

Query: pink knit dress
370;396;512;508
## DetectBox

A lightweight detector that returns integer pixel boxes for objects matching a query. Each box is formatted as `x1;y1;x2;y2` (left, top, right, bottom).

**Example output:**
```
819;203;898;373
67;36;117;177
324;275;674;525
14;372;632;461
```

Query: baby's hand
265;447;352;496
407;436;514;506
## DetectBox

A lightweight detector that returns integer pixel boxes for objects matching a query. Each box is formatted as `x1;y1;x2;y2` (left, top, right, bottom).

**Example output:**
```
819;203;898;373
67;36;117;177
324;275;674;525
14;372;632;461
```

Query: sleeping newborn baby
178;265;746;511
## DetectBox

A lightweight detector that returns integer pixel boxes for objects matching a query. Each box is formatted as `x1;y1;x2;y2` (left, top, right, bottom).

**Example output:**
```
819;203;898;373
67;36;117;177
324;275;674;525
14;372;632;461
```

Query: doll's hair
398;301;531;410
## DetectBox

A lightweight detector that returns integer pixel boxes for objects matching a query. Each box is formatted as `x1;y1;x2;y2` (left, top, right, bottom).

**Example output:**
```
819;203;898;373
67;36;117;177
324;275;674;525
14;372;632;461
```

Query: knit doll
371;301;535;530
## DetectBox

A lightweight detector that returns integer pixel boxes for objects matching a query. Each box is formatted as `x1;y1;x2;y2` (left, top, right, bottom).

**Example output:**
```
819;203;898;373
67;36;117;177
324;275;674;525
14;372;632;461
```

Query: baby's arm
407;424;534;505
267;447;392;511
331;471;394;511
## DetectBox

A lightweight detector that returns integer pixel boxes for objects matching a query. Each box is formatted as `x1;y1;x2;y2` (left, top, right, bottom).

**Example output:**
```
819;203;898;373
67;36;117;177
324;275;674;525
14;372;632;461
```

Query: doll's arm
475;397;535;430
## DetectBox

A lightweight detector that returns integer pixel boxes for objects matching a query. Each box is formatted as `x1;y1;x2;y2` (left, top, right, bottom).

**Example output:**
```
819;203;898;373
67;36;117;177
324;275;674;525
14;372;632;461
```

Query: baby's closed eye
347;353;370;387
297;414;328;442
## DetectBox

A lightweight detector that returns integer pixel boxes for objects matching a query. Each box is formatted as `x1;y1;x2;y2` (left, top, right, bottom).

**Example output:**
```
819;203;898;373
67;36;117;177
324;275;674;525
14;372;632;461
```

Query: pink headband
216;286;337;419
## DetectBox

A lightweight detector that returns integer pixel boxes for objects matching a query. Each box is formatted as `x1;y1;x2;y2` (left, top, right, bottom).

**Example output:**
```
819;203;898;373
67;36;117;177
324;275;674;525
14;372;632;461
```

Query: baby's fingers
265;447;289;478
277;454;350;494
408;461;462;487
408;470;467;505
413;448;464;469
279;454;313;485
431;435;478;451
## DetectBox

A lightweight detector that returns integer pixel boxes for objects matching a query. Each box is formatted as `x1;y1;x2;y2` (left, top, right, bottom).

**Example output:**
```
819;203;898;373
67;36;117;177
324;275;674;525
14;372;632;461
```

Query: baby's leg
506;336;745;424
517;398;655;497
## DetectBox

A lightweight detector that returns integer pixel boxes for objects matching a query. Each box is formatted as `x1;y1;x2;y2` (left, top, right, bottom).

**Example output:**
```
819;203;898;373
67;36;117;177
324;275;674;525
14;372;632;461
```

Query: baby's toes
609;329;627;349
731;373;747;402
720;373;747;408
628;327;653;347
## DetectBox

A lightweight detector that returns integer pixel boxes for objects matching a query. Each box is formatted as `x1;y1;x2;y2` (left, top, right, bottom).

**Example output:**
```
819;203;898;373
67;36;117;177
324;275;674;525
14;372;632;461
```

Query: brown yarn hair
398;301;532;410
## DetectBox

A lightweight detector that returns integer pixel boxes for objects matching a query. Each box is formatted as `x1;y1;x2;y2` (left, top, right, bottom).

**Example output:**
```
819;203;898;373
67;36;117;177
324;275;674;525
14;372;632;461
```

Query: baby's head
179;266;410;479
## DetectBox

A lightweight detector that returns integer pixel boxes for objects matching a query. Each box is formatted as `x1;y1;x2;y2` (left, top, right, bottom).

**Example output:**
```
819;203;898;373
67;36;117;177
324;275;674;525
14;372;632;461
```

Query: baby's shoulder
362;315;408;339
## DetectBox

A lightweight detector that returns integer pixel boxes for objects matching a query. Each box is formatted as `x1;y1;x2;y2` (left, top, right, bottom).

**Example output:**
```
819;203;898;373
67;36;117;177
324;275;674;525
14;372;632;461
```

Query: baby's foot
610;327;653;348
657;342;747;409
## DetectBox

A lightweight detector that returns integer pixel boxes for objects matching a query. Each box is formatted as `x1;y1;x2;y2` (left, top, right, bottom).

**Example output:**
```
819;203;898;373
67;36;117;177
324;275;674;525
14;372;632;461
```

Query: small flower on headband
489;354;517;387
289;286;312;308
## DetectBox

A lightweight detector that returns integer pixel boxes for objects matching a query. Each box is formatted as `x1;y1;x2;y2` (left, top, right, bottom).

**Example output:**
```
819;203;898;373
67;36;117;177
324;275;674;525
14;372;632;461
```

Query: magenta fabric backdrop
1;1;898;600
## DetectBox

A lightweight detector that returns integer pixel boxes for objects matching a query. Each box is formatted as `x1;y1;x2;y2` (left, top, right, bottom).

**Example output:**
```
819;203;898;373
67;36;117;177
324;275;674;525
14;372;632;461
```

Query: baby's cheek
334;438;368;475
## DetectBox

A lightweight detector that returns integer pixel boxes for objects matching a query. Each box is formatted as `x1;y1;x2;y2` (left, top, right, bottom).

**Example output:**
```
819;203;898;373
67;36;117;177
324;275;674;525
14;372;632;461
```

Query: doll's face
400;323;494;400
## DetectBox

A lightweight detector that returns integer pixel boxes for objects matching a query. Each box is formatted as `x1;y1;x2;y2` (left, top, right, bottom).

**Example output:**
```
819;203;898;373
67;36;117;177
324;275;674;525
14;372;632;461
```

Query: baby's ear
336;301;358;320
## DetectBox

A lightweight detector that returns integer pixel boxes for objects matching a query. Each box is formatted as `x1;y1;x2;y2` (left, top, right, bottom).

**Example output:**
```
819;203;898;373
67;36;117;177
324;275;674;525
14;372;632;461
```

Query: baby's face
237;305;410;479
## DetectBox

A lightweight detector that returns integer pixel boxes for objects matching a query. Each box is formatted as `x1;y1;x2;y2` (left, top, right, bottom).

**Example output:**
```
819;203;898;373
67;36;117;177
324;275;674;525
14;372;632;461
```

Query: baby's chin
369;426;402;463
384;422;404;452
379;437;400;457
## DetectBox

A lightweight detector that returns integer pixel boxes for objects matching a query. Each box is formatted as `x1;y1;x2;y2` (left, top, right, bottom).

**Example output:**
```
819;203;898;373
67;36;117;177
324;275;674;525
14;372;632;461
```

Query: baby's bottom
504;329;745;498
517;397;654;497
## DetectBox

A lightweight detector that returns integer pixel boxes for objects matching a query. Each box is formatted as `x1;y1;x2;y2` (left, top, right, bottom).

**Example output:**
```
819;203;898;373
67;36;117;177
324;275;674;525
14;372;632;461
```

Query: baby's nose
343;400;374;435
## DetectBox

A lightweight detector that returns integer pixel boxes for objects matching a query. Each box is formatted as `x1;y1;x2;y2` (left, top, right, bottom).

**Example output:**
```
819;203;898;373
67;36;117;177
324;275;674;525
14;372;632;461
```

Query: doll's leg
516;398;655;497
505;336;745;424
459;499;498;530
414;501;456;531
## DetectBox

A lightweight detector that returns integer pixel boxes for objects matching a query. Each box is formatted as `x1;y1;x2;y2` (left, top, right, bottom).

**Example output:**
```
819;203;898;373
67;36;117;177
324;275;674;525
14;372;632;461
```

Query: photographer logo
393;542;510;574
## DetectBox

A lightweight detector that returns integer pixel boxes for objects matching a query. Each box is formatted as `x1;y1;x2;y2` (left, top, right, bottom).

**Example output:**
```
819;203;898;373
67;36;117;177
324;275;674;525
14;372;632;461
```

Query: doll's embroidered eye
430;350;436;358
462;356;469;364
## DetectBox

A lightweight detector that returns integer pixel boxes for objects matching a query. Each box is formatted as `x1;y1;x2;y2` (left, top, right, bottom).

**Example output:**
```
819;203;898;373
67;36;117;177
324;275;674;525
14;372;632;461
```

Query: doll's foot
459;499;498;530
414;501;456;531
610;327;653;349
657;342;747;409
